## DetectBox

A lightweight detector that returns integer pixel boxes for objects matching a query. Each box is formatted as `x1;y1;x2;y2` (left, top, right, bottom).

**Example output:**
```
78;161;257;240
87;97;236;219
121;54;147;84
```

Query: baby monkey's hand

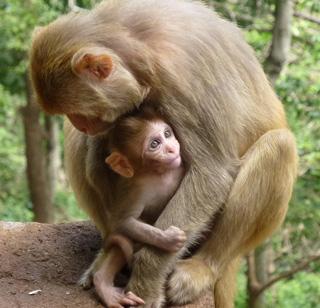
162;226;187;252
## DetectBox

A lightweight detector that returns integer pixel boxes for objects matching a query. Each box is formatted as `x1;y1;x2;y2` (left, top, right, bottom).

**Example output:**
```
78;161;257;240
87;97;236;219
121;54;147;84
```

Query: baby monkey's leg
93;234;145;307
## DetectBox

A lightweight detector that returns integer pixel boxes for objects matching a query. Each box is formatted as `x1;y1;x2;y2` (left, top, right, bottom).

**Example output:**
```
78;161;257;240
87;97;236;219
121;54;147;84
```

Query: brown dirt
0;221;214;308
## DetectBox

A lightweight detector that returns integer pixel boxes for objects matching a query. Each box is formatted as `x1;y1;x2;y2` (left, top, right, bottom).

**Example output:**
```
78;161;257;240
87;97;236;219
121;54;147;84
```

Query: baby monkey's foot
98;285;144;308
163;226;187;252
94;273;144;308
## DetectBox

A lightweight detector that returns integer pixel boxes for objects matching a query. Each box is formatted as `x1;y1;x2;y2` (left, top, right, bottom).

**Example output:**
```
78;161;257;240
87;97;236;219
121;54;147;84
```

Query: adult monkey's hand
30;0;298;306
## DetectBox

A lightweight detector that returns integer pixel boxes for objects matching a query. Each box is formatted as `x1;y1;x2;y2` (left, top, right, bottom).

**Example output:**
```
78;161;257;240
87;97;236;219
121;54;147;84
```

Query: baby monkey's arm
117;217;186;252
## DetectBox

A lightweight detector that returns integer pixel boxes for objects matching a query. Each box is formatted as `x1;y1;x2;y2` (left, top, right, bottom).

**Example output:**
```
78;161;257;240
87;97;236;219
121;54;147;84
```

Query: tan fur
30;0;298;307
167;257;215;305
214;258;240;308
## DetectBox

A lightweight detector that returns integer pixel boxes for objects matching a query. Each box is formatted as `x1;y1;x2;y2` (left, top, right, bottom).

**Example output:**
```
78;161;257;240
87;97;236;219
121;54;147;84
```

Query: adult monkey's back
30;0;298;307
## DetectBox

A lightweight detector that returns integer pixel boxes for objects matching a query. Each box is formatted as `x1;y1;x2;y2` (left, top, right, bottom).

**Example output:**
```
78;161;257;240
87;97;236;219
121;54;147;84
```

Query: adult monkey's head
30;13;152;135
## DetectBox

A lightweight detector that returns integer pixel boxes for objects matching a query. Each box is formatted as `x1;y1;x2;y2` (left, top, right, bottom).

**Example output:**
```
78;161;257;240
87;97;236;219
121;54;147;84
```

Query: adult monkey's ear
105;151;134;178
71;47;113;80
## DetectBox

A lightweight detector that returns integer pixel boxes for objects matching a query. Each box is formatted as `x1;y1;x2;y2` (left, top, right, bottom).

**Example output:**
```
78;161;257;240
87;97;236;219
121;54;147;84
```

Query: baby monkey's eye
149;139;161;151
164;129;172;138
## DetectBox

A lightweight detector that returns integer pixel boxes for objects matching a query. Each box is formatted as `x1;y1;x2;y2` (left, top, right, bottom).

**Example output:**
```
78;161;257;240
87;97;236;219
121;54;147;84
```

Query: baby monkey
95;109;186;307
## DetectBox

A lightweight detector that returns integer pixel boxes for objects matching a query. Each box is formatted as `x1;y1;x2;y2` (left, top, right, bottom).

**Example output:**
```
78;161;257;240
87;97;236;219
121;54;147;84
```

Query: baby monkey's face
141;120;181;170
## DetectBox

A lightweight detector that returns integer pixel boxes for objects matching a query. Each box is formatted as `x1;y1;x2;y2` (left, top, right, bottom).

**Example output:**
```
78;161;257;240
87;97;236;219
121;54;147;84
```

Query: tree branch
294;12;320;25
256;252;320;296
246;253;262;293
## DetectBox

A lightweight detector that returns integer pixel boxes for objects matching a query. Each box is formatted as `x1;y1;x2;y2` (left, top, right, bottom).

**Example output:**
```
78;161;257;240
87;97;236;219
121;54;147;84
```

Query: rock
0;221;214;308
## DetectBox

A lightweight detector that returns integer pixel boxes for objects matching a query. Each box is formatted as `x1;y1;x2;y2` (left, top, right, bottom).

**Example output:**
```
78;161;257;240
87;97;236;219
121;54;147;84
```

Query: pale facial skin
140;121;182;173
100;119;186;308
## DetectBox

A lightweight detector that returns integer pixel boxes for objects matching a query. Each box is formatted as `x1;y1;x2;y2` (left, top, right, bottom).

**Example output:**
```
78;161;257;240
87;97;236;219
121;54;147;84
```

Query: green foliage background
0;0;319;306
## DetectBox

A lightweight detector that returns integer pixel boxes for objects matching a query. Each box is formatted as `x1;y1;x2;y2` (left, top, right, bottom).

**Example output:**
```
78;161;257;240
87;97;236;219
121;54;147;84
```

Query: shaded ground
0;221;214;308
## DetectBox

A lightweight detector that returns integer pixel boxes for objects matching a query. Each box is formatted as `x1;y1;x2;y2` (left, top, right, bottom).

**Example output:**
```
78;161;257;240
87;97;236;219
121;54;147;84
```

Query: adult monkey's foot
167;258;215;305
126;247;168;307
78;266;94;289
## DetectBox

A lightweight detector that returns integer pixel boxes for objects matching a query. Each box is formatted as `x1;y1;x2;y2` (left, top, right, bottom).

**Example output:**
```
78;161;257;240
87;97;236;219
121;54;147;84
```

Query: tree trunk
264;0;293;85
68;0;80;11
246;1;294;306
22;74;54;223
247;244;272;308
45;116;61;205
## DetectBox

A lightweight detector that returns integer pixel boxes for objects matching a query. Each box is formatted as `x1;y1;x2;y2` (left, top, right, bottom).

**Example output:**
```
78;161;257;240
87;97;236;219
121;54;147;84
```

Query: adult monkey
30;0;298;307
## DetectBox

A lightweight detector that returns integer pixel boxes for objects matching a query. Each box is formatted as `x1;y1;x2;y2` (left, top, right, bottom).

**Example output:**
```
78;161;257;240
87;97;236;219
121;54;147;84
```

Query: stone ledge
0;221;214;307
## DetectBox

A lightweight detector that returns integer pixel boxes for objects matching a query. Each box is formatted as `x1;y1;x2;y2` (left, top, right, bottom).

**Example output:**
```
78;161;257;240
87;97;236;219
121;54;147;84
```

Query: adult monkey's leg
167;129;298;307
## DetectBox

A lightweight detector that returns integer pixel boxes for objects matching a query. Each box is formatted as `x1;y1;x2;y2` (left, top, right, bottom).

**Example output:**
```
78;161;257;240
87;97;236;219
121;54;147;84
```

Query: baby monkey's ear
105;151;134;178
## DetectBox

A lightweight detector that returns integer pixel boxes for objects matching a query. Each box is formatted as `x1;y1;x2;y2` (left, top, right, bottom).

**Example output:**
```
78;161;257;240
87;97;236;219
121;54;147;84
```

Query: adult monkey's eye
149;139;161;151
164;129;172;138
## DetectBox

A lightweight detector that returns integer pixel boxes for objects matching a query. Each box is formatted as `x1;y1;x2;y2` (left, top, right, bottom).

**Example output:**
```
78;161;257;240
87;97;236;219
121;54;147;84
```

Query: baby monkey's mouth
165;155;181;168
